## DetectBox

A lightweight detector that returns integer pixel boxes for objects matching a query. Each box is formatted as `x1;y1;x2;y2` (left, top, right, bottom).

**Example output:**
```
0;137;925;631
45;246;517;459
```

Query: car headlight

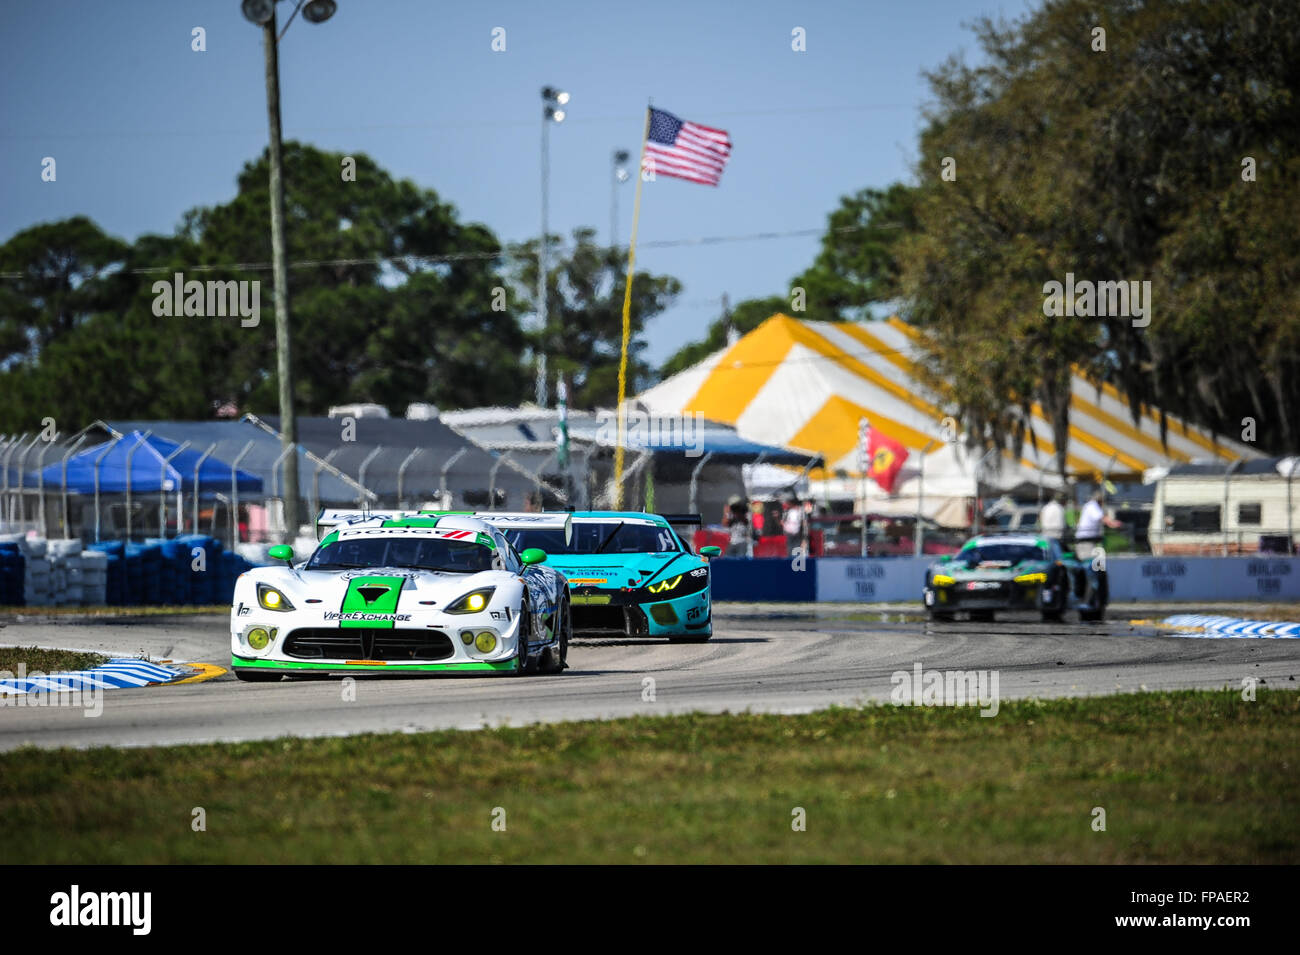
446;587;495;614
474;631;498;653
247;627;271;650
257;583;295;612
1014;572;1048;585
646;574;683;594
931;574;955;587
643;568;710;598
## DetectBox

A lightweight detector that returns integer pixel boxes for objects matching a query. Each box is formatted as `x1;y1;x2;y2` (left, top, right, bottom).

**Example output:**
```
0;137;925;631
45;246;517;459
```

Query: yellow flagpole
613;105;652;509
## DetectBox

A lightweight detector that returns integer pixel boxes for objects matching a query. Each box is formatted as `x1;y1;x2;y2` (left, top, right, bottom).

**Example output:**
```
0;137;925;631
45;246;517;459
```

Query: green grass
0;645;110;674
1;690;1296;864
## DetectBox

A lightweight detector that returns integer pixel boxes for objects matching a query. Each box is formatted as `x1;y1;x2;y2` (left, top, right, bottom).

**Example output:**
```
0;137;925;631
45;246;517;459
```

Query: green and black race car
921;533;1108;623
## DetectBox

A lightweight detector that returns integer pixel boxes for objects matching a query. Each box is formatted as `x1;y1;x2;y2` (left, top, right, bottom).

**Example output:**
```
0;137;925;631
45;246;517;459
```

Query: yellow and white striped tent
638;314;1257;516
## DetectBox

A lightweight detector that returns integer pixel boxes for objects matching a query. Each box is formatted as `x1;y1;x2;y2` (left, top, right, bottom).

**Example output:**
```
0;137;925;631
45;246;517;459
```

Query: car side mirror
699;546;722;558
268;544;294;563
520;548;547;566
937;554;952;563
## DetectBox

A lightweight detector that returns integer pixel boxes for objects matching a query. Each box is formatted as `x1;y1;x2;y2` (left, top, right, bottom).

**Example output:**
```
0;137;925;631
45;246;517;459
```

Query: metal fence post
58;434;88;539
0;435;18;523
159;441;190;539
396;447;423;509
34;434;58;538
487;451;514;511
356;446;384;507
312;448;340;524
439;448;468;509
123;431;152;542
688;451;714;516
191;443;217;536
232;441;256;547
92;436;122;543
13;434;40;529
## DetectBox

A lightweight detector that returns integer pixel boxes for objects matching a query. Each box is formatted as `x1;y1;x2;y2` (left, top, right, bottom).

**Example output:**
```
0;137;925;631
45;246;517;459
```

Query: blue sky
0;0;1033;369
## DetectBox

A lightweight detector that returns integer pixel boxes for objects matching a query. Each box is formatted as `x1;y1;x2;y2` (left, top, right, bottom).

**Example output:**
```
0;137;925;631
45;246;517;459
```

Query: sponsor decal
324;612;412;622
340;575;405;629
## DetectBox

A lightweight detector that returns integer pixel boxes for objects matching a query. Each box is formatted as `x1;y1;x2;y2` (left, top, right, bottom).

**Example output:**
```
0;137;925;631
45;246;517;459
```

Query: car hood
253;565;501;608
541;552;700;588
935;559;1051;579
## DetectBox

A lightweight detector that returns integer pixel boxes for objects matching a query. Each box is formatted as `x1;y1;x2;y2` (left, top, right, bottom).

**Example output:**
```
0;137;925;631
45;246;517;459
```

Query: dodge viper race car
921;533;1108;623
230;511;570;681
479;511;721;642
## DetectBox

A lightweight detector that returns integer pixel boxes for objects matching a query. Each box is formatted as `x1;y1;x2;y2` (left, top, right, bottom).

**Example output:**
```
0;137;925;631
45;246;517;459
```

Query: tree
512;228;681;407
0;145;530;431
895;0;1300;469
793;183;919;322
0;216;130;367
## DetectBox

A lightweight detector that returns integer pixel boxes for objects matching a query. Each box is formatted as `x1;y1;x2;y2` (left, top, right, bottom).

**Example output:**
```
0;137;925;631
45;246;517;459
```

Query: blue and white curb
1159;614;1300;639
0;659;189;695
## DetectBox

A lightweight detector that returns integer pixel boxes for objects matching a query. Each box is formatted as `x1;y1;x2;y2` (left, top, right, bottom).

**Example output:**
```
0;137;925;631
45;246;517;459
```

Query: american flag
643;108;732;186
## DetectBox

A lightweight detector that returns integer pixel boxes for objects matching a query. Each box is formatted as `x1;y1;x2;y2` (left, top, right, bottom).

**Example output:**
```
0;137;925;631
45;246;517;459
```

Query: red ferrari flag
866;428;910;493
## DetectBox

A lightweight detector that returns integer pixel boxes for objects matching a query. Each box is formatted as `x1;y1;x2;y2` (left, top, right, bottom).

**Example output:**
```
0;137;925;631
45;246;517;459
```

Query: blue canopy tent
31;431;263;540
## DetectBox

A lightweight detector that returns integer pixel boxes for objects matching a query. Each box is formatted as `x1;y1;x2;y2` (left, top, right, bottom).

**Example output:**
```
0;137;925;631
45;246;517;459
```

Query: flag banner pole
612;105;652;508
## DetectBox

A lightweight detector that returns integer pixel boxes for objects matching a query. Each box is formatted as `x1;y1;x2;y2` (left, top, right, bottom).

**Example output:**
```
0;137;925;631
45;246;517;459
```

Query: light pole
611;149;630;247
241;0;336;542
537;85;569;408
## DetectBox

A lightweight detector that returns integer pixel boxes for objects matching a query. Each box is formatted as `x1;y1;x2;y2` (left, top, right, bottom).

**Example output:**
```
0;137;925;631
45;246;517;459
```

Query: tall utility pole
537;86;569;408
262;9;298;543
611;149;630;247
243;0;338;540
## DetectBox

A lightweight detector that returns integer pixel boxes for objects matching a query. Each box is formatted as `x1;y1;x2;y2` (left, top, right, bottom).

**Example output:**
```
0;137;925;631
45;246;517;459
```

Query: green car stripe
232;656;515;673
339;575;405;628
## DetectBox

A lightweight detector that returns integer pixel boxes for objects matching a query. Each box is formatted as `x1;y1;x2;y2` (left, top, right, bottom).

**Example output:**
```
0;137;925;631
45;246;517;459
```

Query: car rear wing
656;513;703;525
315;508;424;539
472;511;573;545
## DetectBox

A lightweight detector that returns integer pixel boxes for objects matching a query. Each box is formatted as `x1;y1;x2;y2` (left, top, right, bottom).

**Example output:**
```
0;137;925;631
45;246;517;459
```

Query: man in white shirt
1039;492;1066;544
782;495;806;556
1074;489;1121;559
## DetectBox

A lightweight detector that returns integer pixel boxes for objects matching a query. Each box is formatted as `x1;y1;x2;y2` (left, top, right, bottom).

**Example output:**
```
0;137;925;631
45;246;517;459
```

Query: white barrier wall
814;556;1300;603
1106;556;1300;603
816;557;932;602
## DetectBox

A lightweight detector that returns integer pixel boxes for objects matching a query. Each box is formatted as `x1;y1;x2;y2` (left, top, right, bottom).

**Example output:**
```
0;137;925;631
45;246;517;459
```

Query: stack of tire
6;535;257;607
90;540;127;605
79;549;109;605
0;538;25;606
174;534;254;605
20;537;51;606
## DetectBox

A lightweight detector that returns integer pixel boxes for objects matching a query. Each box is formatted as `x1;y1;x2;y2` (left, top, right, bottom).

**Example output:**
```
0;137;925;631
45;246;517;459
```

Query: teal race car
922;533;1108;623
478;511;721;642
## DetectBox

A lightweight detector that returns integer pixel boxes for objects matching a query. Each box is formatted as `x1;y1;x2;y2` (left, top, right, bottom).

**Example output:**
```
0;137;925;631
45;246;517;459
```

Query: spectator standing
1073;489;1121;560
723;496;751;556
782;495;806;556
1039;492;1066;544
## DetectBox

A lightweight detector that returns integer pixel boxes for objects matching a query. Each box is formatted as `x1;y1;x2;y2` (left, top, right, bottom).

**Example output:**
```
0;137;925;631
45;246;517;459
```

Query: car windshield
958;543;1045;567
308;536;496;573
506;522;679;555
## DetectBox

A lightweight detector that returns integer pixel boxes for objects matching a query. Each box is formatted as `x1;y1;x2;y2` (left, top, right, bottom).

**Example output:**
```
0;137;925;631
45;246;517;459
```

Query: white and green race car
230;511;570;681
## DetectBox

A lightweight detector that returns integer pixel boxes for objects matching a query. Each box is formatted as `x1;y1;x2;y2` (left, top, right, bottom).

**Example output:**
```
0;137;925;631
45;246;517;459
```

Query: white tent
639;314;1260;520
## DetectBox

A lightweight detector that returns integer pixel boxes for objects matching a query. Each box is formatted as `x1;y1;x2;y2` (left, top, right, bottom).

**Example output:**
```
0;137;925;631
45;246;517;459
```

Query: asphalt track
1;604;1298;751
